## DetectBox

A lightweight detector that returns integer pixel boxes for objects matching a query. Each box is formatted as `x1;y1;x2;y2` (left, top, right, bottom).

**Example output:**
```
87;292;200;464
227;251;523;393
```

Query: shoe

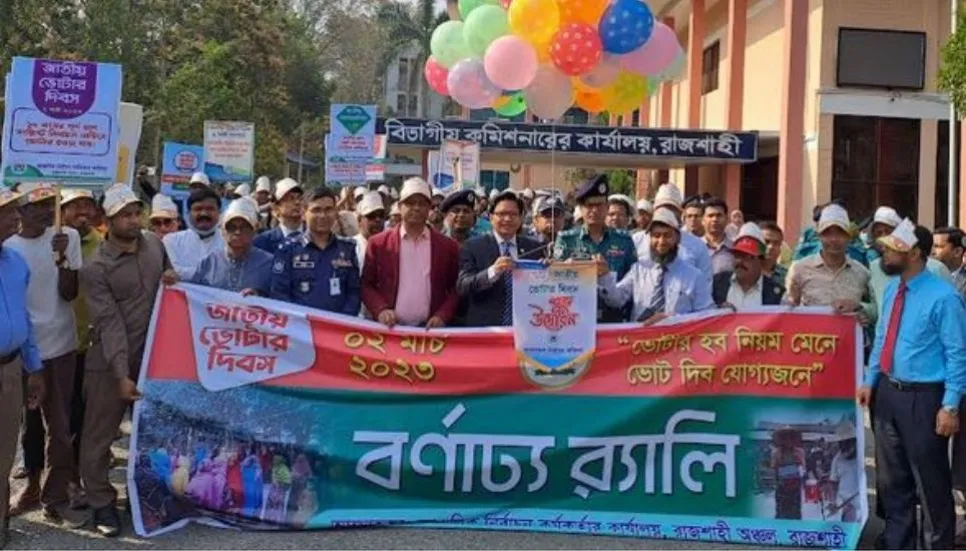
43;504;89;530
11;466;27;480
92;506;121;538
8;482;41;517
67;483;88;510
0;526;7;550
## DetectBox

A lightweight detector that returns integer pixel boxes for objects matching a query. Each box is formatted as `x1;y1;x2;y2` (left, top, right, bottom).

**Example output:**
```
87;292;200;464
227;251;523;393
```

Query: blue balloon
598;0;655;55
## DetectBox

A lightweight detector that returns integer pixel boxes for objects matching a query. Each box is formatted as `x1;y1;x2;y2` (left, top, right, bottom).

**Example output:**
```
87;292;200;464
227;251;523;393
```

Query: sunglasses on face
151;218;177;227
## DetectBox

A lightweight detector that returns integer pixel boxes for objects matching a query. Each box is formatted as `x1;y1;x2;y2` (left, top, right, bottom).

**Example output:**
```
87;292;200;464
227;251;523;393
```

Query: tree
940;8;966;113
376;0;448;118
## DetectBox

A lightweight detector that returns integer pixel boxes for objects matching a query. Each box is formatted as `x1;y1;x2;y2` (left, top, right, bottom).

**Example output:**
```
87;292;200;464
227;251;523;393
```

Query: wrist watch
943;405;959;415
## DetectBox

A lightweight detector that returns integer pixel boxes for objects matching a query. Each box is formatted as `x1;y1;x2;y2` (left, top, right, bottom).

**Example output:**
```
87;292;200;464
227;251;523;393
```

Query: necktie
649;265;667;314
501;242;513;326
880;282;907;375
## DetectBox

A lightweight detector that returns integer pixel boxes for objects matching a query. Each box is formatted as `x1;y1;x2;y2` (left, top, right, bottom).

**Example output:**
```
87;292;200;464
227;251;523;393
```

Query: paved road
6;420;885;550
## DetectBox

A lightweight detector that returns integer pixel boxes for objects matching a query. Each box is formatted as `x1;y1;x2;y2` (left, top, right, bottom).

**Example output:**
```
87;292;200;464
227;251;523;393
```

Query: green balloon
494;92;527;118
463;4;509;57
458;0;500;20
431;21;472;69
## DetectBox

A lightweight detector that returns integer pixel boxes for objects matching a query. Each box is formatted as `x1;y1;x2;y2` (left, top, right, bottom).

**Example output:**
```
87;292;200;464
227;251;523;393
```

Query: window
480;170;510;191
396;93;408;114
397;58;411;91
561;108;589;125
701;41;720;94
831;115;920;221
408;93;419;116
936;121;961;227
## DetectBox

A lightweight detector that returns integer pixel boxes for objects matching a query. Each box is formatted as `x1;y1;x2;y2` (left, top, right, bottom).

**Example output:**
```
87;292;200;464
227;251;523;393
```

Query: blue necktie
501;241;513;326
649;265;667;314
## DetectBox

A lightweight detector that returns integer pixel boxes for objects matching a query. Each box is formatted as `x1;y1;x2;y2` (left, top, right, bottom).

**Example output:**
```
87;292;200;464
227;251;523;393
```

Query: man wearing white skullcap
184;197;274;296
149;195;181;239
631;183;712;286
79;183;176;537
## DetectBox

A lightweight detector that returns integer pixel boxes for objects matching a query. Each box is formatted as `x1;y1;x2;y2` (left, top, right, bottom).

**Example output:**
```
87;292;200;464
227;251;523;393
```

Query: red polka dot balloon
550;22;602;77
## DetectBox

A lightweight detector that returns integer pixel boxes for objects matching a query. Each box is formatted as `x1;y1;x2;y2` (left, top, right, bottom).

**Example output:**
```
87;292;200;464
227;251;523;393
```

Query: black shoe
43;504;89;530
11;466;27;480
92;506;120;538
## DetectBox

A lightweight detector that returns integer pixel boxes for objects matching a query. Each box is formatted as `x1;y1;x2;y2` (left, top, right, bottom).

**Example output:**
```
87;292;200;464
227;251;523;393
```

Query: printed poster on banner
203;121;254;184
428;139;480;191
115;102;144;187
1;57;122;188
160;142;205;199
324;134;387;185
512;260;597;388
328;104;376;160
130;284;868;549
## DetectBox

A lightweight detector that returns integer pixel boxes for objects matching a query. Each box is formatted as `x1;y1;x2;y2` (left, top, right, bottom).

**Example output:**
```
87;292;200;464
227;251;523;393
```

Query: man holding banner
457;190;543;327
599;207;714;325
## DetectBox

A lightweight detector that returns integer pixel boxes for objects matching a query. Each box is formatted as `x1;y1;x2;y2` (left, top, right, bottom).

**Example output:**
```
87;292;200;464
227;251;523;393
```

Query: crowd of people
2;168;966;548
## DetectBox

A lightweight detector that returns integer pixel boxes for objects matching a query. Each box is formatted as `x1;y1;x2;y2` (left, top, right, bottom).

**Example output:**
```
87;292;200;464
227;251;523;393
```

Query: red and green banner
130;284;867;549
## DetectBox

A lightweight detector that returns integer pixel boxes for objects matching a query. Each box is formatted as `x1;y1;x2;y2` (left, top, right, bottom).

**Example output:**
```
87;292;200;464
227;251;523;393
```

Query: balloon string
550;119;558;247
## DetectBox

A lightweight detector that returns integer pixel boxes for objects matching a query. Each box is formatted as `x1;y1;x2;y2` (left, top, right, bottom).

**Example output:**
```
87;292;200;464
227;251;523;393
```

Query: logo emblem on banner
512;261;598;389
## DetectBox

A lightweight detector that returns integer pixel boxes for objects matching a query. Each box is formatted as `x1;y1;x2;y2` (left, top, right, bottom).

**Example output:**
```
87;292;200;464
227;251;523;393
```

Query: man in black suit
712;222;785;310
457;190;544;327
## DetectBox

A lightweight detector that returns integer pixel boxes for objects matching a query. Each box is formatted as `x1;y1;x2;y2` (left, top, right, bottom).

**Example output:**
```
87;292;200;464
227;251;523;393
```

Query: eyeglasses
150;218;177;227
224;222;254;234
491;211;521;219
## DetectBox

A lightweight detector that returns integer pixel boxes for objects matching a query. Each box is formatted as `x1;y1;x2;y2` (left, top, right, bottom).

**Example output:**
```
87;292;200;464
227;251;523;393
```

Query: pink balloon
447;59;502;109
581;53;621;89
523;65;574;120
424;57;450;96
484;35;538;90
619;22;681;77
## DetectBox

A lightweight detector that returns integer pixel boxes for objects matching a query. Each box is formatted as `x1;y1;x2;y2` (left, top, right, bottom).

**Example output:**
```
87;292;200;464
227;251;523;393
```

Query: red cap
731;236;765;258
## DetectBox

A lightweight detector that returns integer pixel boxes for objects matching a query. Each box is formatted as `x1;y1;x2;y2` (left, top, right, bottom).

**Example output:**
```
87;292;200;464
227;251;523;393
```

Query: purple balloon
619;22;681;77
447;59;502;109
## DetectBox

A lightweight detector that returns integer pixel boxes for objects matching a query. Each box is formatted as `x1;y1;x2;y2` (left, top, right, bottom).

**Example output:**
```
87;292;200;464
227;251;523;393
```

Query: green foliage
940;8;966;114
377;0;449;117
605;169;636;197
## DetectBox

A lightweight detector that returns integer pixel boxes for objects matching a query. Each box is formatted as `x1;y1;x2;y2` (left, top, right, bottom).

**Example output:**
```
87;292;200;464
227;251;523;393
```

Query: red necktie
880;282;907;375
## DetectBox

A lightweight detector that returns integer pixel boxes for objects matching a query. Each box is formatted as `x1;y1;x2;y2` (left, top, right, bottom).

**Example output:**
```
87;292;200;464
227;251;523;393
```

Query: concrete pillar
657;17;676;187
776;0;808;241
684;0;706;196
723;0;747;213
919;120;938;228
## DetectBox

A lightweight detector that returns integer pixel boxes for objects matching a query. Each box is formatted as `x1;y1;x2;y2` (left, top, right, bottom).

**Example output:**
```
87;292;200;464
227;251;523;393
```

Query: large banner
130;284;867;549
2;57;122;188
427;140;480;191
203;121;254;184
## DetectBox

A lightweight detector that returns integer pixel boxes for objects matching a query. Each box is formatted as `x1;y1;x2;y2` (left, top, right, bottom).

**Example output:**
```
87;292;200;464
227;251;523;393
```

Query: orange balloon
556;0;608;25
533;39;553;63
574;79;606;113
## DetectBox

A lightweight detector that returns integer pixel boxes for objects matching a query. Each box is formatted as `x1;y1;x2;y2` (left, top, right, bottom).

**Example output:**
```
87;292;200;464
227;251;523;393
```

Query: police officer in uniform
554;175;637;322
440;189;479;247
270;187;361;316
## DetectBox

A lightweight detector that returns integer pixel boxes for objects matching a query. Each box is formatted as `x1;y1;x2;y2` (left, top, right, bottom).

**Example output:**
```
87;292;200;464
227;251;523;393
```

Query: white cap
736;222;765;244
390;202;400;216
390;187;399;200
474;186;486;199
817;204;851;234
222;197;260;228
274;178;302;202
654;183;683;209
377;184;390;195
235;183;251;196
189;172;210;187
358;191;386;216
255;176;272;193
353;187;366;200
489;188;500;201
521;188;535;200
432;187;445;198
103;183;142;217
647;206;682;232
150;194;179;219
636;199;653;213
608;194;634;212
878;218;918;253
872;206;902;229
61;189;94;206
400;177;432;202
534;189;552;198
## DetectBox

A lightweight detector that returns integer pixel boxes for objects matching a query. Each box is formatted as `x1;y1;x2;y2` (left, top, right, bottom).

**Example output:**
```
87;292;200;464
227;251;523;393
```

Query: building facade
645;0;957;238
383;42;447;120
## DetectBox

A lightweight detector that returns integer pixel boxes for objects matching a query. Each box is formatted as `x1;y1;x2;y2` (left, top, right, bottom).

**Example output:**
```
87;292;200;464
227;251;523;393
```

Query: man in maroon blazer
362;178;460;328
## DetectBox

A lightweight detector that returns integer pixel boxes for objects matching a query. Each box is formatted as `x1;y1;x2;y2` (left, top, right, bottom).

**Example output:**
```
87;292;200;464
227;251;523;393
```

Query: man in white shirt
632;183;713;288
829;423;859;522
601;207;714;325
4;185;83;522
162;187;224;280
712;223;786;310
354;191;386;271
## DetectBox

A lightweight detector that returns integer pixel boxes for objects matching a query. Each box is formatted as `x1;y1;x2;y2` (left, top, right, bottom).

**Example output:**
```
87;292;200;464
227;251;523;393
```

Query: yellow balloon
557;0;607;25
602;72;649;115
509;0;560;46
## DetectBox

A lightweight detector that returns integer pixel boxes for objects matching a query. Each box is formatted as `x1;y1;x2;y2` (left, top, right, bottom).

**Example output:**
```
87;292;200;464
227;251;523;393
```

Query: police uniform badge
272;260;285;274
299;281;311;293
332;250;353;269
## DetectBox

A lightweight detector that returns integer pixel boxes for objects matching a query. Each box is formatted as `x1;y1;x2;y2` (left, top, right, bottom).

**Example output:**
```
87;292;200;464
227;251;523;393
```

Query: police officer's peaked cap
574;174;609;204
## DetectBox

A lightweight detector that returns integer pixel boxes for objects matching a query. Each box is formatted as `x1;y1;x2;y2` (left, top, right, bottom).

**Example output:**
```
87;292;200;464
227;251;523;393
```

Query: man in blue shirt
0;188;45;548
270;187;361;316
858;220;966;550
189;197;273;296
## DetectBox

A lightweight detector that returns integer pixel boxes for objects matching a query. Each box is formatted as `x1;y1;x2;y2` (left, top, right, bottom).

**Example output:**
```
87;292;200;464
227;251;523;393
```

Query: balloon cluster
425;0;686;120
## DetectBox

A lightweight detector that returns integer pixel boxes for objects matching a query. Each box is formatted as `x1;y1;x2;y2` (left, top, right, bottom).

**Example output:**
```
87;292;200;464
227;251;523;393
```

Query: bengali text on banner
129;284;867;549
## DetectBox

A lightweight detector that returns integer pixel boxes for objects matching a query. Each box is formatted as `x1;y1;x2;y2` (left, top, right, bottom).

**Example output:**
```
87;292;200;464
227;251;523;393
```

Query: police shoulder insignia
272;260;285;274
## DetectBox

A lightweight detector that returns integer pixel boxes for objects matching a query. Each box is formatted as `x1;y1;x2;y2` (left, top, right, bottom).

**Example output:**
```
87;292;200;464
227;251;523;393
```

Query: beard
881;260;905;276
652;244;679;266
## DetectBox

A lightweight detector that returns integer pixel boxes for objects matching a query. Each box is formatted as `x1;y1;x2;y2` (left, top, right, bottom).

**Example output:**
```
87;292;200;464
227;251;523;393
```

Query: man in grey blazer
457;190;545;327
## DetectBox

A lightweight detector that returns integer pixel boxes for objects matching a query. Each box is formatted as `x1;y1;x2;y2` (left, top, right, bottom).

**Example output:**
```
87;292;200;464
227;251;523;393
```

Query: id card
329;277;341;296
